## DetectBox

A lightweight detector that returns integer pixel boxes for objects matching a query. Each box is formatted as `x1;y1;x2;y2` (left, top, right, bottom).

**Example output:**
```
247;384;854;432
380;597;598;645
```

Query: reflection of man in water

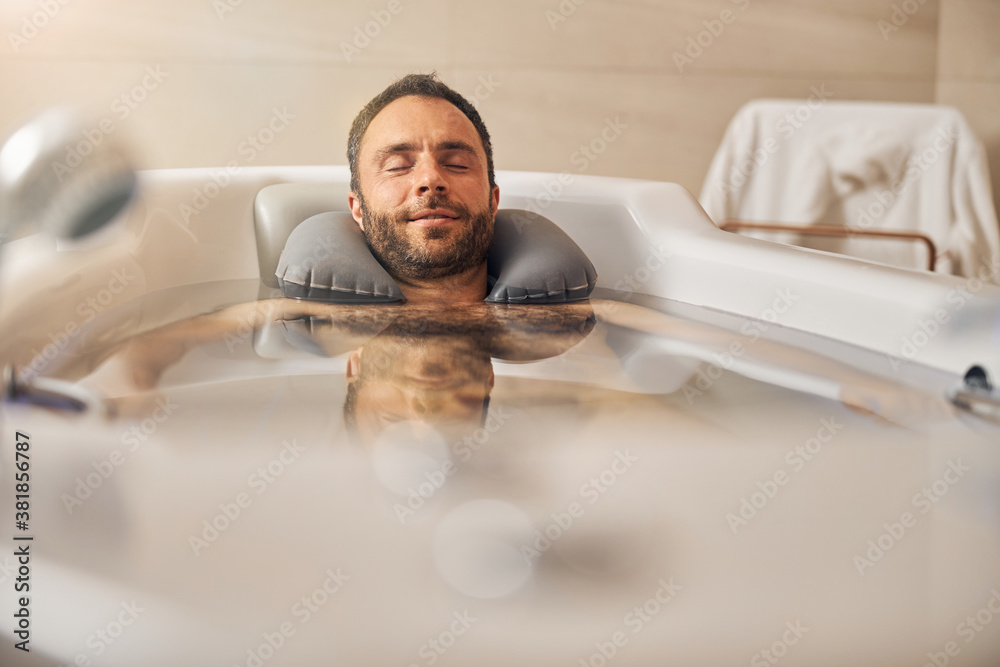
342;319;496;443
281;305;596;445
346;73;500;304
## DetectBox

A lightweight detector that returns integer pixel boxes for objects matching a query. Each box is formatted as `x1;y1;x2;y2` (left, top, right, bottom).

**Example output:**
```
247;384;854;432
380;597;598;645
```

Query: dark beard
359;193;494;282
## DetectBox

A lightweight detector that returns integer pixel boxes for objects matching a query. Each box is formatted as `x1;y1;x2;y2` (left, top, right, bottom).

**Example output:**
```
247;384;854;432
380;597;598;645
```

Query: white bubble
433;499;535;599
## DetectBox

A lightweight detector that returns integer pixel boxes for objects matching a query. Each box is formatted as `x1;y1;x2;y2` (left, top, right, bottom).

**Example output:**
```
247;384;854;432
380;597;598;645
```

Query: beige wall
937;0;1000;217
0;0;995;211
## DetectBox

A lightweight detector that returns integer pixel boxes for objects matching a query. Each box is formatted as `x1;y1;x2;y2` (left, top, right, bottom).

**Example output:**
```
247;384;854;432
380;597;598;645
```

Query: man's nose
407;390;442;417
413;160;448;196
409;393;429;417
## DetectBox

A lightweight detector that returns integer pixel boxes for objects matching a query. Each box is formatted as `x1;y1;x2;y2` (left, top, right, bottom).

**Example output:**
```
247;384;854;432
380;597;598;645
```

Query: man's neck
394;263;489;304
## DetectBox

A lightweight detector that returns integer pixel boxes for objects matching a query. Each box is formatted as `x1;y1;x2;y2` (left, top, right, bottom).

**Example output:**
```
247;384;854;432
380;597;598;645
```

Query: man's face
348;95;500;282
346;333;495;445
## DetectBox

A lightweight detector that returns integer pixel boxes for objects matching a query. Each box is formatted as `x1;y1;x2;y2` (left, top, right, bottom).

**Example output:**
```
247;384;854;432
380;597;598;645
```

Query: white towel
700;100;1000;282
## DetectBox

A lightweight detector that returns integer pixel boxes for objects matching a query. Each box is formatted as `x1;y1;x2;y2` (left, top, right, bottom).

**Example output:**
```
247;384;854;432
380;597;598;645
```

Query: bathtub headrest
255;184;597;303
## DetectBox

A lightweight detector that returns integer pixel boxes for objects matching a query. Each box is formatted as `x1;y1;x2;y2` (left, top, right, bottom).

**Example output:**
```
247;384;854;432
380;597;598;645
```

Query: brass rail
719;220;937;271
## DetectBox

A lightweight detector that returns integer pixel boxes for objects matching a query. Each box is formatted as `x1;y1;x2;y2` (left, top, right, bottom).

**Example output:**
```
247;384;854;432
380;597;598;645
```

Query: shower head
0;107;137;241
0;109;136;417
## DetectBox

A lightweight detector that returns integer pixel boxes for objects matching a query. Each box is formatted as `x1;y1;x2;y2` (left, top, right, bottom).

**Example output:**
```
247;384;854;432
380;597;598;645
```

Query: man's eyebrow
372;140;480;162
372;142;418;162
436;140;479;155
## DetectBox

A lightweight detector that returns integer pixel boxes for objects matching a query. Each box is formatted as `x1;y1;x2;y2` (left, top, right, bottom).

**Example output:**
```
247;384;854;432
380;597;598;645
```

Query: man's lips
408;208;459;225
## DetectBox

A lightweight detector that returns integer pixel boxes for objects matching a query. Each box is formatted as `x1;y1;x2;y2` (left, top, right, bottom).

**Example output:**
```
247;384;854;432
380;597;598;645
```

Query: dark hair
343;375;362;437
347;72;496;195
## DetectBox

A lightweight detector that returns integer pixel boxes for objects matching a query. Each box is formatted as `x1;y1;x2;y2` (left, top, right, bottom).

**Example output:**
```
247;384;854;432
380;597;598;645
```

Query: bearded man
346;73;499;304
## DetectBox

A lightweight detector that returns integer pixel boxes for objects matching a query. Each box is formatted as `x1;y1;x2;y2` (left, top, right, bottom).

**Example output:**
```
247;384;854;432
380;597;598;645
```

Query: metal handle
720;220;937;271
2;363;113;417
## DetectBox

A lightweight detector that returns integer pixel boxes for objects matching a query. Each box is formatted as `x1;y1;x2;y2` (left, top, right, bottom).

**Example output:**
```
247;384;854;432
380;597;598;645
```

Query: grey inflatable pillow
275;208;597;304
276;212;403;302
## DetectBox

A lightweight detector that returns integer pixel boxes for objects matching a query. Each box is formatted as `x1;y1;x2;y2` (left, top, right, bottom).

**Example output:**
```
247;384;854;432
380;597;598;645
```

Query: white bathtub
0;167;998;667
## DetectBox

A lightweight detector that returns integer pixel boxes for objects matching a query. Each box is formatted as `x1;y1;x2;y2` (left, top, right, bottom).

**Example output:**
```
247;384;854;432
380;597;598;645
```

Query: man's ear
491;184;500;216
486;364;495;391
347;192;365;230
346;348;363;383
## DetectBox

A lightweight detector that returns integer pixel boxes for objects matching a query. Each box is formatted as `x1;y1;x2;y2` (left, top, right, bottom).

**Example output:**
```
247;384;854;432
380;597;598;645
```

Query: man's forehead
361;95;482;156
